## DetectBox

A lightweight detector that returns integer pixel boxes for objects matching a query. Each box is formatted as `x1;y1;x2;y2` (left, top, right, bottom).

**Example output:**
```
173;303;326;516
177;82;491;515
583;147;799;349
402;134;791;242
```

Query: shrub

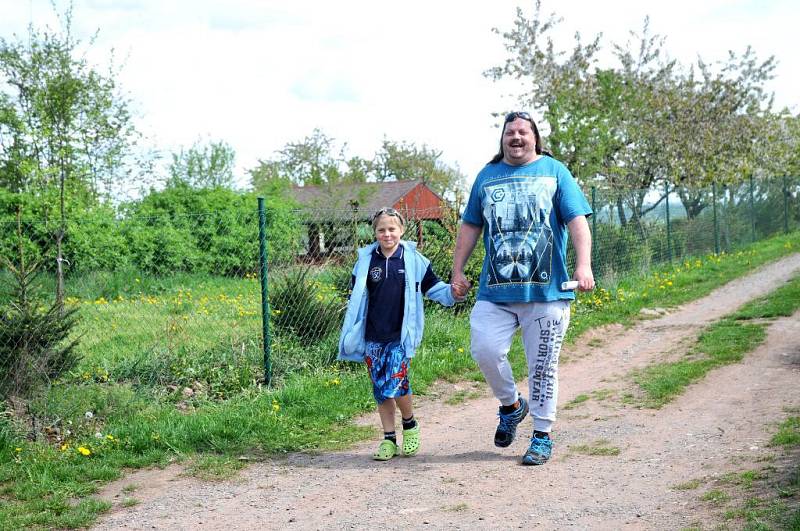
314;264;353;296
120;183;304;275
269;267;345;342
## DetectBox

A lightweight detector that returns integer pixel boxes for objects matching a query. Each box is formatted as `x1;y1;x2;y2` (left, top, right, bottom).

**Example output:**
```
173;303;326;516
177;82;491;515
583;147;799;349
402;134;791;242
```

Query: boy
339;207;466;460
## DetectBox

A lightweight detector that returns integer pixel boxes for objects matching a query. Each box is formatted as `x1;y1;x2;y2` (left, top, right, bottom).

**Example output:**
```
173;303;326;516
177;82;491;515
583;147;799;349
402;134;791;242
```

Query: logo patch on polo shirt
369;267;383;282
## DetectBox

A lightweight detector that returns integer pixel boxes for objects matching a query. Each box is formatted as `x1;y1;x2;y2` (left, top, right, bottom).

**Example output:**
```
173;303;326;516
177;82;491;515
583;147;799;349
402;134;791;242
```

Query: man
451;111;594;465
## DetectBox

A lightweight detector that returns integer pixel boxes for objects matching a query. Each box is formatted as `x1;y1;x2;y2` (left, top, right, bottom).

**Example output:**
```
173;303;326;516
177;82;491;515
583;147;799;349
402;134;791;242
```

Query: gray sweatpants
469;300;571;433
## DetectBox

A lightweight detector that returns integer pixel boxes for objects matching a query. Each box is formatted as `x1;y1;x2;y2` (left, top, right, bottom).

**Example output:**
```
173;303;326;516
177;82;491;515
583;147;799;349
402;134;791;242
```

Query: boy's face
374;214;405;255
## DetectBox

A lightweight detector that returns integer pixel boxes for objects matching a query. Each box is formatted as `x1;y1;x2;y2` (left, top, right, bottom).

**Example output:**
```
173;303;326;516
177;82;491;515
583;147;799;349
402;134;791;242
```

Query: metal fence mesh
1;175;798;400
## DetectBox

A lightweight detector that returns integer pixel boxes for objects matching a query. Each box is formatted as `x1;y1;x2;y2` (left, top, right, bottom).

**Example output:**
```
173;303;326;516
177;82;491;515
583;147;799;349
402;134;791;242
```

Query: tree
342;155;373;184
0;5;137;308
485;6;672;226
374;138;465;198
0;208;80;400
484;0;602;184
486;3;780;227
250;130;465;198
169;138;237;189
249;158;289;192
664;48;776;218
279;128;343;186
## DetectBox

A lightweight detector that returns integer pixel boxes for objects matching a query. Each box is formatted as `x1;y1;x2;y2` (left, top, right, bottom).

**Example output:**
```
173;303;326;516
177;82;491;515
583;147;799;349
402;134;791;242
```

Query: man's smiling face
502;118;538;166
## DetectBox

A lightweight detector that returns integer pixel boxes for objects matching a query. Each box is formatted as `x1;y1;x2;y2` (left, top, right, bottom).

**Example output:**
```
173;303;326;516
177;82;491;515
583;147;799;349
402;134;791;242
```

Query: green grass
445;389;483;406
770;417;800;447
568;439;621;456
719;470;765;490
0;230;798;529
673;479;703;491
632;272;800;408
185;455;246;481
701;489;731;506
695;413;800;529
633;320;767;408
563;393;590;410
121;497;139;508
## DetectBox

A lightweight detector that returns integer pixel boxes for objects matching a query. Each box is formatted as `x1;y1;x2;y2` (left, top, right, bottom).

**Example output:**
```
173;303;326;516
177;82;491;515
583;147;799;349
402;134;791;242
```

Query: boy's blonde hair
371;207;406;230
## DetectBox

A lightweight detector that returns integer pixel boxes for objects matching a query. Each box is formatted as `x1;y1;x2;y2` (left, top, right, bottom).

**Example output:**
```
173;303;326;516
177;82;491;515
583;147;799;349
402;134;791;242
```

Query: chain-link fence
1;175;798;402
580;177;800;278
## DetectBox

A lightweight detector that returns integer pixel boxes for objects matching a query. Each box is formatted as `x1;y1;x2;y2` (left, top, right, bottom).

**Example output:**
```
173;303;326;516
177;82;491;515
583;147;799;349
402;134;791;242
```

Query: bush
121;183;304;275
269;267;345;343
0;184;307;280
121;220;199;275
314;264;353;295
63;205;129;272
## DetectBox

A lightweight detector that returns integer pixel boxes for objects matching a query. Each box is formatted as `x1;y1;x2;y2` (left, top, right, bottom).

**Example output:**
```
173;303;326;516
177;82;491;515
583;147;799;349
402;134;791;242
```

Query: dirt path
94;254;800;530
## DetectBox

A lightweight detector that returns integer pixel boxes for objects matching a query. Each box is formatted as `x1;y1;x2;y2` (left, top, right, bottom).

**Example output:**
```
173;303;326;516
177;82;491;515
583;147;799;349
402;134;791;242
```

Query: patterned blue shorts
365;340;412;404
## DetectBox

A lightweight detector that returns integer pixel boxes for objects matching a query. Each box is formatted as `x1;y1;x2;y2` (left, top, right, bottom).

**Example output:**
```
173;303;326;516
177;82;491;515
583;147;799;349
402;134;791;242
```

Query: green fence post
712;181;719;255
665;180;672;262
784;175;790;234
258;197;272;386
591;186;597;264
749;175;756;243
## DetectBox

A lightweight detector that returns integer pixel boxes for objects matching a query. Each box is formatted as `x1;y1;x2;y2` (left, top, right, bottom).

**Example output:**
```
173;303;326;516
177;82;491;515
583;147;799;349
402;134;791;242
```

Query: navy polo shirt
353;246;442;343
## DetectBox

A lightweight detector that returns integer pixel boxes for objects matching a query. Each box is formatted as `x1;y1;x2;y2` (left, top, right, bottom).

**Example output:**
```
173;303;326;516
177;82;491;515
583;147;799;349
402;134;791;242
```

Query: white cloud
1;0;797;194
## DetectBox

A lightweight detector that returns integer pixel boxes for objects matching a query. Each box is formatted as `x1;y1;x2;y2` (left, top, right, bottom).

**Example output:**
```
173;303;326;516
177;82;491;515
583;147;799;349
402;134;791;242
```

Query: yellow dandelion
457;347;464;353
15;447;22;452
78;446;91;456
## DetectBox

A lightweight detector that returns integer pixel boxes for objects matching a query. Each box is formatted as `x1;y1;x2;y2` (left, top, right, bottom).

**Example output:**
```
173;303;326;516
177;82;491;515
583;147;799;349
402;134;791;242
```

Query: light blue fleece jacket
338;240;456;362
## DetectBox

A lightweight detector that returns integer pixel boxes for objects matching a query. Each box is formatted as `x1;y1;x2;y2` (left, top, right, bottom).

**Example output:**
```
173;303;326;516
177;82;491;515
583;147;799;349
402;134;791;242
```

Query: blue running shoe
522;433;552;465
494;396;529;448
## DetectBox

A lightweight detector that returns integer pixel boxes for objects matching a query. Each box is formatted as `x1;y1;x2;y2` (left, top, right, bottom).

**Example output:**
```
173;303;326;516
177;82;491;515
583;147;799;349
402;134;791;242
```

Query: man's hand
451;273;471;299
572;265;595;292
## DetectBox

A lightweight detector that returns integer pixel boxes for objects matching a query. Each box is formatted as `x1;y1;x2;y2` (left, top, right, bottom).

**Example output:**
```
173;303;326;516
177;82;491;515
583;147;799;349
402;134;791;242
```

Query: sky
1;0;798;195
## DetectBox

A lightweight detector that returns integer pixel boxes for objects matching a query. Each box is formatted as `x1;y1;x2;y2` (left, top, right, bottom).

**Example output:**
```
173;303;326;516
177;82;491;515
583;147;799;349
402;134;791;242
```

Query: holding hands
450;271;471;300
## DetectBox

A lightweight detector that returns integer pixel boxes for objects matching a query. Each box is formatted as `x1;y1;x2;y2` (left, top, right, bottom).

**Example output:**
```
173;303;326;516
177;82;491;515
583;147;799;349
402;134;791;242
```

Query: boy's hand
451;278;471;299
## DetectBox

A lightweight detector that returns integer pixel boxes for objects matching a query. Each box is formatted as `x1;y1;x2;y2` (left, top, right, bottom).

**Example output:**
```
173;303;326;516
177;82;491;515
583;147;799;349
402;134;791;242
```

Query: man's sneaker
522;433;552;465
494;397;529;447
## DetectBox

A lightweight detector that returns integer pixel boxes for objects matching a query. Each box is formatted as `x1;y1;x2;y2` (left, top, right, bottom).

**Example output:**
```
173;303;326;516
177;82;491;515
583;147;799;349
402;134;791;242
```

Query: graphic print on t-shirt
483;176;555;286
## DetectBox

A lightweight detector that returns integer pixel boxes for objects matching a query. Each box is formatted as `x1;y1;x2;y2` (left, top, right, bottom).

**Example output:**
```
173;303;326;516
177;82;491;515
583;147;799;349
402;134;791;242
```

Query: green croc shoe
373;439;398;461
402;423;420;456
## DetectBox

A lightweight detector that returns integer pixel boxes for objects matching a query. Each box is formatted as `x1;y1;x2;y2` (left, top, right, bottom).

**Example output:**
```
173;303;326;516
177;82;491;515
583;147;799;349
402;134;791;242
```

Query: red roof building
290;180;447;255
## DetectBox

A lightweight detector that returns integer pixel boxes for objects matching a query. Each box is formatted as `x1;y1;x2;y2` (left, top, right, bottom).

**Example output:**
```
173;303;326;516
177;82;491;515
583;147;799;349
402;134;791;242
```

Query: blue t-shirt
462;156;592;303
